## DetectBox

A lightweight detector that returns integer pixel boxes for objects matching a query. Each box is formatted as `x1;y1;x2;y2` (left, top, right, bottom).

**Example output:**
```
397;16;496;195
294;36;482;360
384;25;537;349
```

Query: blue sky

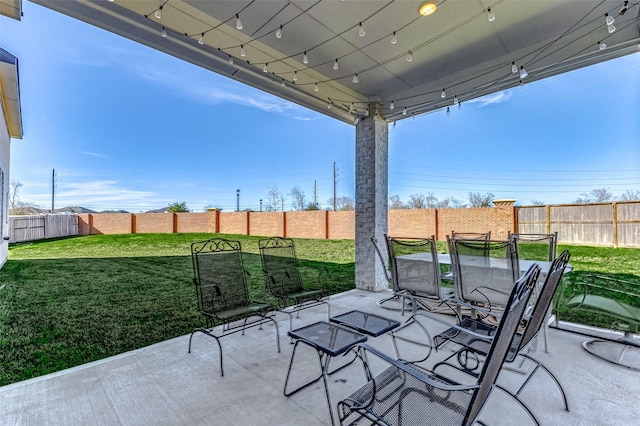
2;2;639;212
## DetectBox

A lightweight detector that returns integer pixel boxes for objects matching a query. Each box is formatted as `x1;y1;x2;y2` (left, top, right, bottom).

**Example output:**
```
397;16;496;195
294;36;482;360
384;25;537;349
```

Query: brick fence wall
76;202;516;241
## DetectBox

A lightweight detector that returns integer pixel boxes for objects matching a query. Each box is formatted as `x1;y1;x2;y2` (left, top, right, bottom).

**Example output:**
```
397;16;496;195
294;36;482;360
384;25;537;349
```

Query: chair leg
188;328;225;376
518;353;569;412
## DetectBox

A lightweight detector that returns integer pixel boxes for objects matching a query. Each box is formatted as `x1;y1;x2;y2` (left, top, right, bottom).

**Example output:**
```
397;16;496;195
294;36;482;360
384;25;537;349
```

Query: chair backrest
449;237;520;308
370;236;392;285
509;232;558;261
515;249;571;355
386;235;441;299
191;238;251;316
464;263;541;425
258;237;304;297
451;230;491;241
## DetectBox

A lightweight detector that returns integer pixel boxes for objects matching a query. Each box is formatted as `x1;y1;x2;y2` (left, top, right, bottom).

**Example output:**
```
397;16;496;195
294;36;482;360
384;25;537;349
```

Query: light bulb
358;22;366;37
406;51;413;62
198;33;204;45
598;41;606;51
402;107;407;116
446;107;451;116
453;95;458;105
161;27;167;38
519;66;528;79
280;79;285;87
620;1;629;16
390;31;397;44
364;109;370;117
333;59;339;70
154;6;162;19
327;102;333;109
354;115;360;125
314;83;319;92
303;51;309;64
441;89;446;98
511;62;518;73
352;74;359;84
240;45;246;57
235;14;243;30
487;8;495;22
605;13;615;26
263;63;268;73
607;23;616;33
458;101;462;110
390;100;395;110
228;56;234;65
275;25;283;39
293;71;298;82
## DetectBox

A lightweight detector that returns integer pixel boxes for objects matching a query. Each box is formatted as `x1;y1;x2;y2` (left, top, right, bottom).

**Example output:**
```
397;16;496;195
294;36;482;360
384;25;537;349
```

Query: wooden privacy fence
517;201;640;248
9;215;78;243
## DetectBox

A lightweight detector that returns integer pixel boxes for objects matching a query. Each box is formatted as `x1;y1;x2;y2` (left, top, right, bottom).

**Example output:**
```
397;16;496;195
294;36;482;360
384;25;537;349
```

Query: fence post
546;205;551;234
613;202;618;248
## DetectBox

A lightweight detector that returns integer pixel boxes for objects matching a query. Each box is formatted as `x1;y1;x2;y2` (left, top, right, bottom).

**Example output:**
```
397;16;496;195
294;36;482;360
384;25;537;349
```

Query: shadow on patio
2;289;638;425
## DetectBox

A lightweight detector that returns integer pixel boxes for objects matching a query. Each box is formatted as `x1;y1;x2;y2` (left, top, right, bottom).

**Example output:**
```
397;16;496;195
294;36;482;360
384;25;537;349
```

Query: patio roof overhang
0;48;23;139
29;0;640;125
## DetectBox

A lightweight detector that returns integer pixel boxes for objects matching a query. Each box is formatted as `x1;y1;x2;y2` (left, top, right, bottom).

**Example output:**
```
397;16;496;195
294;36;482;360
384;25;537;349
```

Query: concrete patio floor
2;289;639;425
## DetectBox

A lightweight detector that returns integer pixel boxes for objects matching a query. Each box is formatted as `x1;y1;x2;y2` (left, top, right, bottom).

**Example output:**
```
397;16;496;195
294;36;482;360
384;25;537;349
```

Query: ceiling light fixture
235;14;243;30
487;8;495;22
418;2;437;16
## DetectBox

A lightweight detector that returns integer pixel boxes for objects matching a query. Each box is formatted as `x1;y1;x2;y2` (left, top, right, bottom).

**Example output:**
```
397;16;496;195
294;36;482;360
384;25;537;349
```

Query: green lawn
1;233;638;386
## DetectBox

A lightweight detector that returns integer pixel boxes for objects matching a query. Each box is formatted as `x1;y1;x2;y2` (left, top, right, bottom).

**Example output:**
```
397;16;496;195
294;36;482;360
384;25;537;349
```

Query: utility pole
333;161;337;211
51;168;55;213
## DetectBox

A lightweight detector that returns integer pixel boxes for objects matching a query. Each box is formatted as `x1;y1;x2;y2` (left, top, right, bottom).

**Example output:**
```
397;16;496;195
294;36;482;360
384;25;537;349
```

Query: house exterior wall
0;106;10;267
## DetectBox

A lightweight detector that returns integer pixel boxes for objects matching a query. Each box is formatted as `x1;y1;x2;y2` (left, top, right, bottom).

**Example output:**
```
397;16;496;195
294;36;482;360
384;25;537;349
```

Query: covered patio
2;289;639;425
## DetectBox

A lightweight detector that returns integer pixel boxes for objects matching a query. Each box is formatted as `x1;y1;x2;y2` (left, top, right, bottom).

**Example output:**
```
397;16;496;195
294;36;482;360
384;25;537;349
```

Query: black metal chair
386;234;454;316
337;264;541;426
509;232;558;261
441;231;492;283
423;250;572;418
258;236;329;330
188;238;280;376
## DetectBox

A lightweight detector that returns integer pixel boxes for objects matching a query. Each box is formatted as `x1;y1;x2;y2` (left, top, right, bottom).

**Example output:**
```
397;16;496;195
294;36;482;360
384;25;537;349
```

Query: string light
519;65;528;79
598;41;606;51
487;8;495;22
352;73;359;83
364;109;370;116
333;59;339;70
406;51;413;62
275;25;283;39
154;6;162;19
441;89;446;98
453;95;458;105
314;82;319;92
349;102;354;113
303;51;309;64
446;106;451;116
607;23;616;33
354;115;360;124
235;14;243;30
358;22;366;37
161;27;167;38
228;55;234;64
240;45;246;57
605;13;616;33
390;31;397;44
263;63;268;73
402;107;407;115
619;1;629;16
511;62;518;73
198;33;204;45
280;79;286;86
327;101;333;109
390;100;395;110
293;71;298;82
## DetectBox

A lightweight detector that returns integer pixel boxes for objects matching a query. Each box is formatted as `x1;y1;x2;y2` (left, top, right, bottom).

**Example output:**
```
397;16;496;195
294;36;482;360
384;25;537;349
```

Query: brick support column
355;108;389;292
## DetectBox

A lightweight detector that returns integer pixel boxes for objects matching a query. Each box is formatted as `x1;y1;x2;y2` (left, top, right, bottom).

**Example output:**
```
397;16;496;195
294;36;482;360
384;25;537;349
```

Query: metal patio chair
386;234;454;316
337;263;541;426
442;231;492;283
415;251;572;417
370;235;412;312
565;274;640;370
509;232;558;261
258;236;330;330
188;238;280;376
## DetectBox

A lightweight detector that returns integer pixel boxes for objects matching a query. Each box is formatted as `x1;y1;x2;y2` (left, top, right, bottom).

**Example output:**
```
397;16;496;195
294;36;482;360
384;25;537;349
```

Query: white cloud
79;151;109;158
467;91;512;107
